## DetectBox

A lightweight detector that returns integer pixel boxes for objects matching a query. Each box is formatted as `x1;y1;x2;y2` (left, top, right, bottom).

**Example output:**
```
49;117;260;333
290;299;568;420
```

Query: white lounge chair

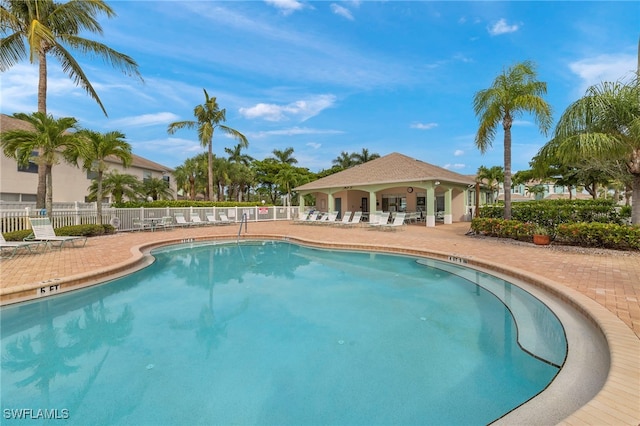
218;213;233;225
174;213;192;227
317;211;338;225
379;212;407;231
333;211;352;226
191;214;205;226
155;216;174;231
1;232;46;258
368;211;391;229
133;218;152;231
337;211;362;227
27;217;87;249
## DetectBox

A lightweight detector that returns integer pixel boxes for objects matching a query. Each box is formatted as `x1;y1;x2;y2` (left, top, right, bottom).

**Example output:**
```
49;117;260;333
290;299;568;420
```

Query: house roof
295;152;476;191
0;113;173;173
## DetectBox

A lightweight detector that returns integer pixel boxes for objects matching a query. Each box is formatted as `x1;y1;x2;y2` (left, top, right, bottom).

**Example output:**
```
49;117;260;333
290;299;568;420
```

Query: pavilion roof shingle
295;152;475;191
1;114;173;173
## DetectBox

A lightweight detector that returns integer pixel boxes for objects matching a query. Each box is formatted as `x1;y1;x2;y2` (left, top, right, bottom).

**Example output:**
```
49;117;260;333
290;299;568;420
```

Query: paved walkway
1;221;639;423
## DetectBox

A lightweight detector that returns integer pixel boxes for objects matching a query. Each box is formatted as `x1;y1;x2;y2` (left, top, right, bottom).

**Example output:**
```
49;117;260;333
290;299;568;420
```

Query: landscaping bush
113;200;267;208
471;217;639;251
55;224;115;237
479;199;625;226
2;229;33;241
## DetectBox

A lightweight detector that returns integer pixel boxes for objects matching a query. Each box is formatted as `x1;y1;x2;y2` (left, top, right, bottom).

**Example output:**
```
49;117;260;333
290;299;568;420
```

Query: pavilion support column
425;183;435;227
444;187;453;225
298;194;306;220
368;191;377;219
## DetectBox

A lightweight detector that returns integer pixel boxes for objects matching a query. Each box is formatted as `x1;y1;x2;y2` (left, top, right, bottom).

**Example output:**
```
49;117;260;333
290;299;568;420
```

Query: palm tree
275;165;300;207
225;143;254;166
0;0;142;209
88;170;141;204
351;148;380;165
473;60;553;219
476;165;504;202
173;157;204;200
271;147;298;165
537;79;640;224
167;89;248;201
0;112;82;216
332;151;355;169
67;130;132;224
141;177;173;201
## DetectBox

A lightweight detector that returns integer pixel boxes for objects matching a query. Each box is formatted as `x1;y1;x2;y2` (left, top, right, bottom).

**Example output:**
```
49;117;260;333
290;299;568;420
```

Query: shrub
2;229;33;241
55;224;115;237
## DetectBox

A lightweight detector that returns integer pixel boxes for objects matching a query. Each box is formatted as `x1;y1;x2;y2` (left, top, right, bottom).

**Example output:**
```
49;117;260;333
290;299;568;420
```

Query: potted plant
532;225;551;245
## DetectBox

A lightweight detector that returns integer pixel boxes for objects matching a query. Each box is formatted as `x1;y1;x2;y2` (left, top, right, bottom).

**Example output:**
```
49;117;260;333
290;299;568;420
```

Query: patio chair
174;213;192;228
155;216;174;231
367;211;391;229
26;217;87;249
133;218;152;231
190;214;205;226
218;213;233;225
316;211;338;225
379;212;407;231
337;211;362;227
333;211;352;226
1;232;47;259
296;211;320;224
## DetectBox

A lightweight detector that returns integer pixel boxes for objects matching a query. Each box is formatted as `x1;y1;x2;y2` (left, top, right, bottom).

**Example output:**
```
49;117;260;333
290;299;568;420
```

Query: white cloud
410;122;438;130
110;112;180;128
306;142;322;149
250;127;344;138
569;53;636;95
488;19;519;36
443;163;466;170
239;95;337;122
331;3;354;20
264;0;305;15
454;149;464;156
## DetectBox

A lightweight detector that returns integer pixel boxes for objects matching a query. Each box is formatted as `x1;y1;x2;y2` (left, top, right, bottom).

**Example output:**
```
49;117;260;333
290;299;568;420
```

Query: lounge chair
297;211;320;224
293;211;313;224
379;212;407;231
316;211;338;225
174;213;192;227
368;211;391;229
333;211;352;226
218;213;233;225
155;216;174;231
26;217;87;249
1;232;46;259
190;214;205;226
337;211;362;227
133;218;153;231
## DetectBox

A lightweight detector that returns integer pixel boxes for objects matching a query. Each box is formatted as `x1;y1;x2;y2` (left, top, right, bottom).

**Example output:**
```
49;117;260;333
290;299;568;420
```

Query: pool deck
1;221;639;424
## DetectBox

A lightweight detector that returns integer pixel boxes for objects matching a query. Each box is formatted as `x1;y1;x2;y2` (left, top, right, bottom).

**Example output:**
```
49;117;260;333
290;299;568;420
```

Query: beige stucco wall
0;154;176;203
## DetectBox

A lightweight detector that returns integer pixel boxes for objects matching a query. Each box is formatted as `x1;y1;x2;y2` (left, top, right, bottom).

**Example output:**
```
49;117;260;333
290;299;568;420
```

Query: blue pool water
1;241;566;425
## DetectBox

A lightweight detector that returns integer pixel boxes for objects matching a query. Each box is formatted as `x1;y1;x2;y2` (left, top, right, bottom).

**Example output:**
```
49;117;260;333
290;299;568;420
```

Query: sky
1;1;638;175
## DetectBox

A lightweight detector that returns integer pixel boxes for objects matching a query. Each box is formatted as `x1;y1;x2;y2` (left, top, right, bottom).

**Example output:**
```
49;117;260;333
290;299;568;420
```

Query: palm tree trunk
208;142;215;201
45;164;53;220
96;171;104;225
36;51;48;209
503;123;513;220
632;174;640;224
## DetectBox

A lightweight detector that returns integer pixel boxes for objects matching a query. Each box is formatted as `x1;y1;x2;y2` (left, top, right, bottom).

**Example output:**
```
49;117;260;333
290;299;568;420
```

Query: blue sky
1;1;638;174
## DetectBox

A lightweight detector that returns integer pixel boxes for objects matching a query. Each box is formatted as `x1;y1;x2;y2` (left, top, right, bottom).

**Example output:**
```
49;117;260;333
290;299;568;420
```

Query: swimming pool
1;241;567;425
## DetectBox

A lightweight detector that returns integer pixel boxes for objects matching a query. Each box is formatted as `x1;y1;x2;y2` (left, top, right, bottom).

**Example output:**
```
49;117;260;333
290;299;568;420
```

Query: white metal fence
0;204;301;233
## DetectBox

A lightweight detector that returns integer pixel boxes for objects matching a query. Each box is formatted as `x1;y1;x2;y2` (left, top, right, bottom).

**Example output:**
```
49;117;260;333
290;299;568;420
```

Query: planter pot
533;234;550;245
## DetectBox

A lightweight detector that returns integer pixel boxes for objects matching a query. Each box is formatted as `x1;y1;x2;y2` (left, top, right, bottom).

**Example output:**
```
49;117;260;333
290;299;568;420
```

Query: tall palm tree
473;60;553;219
538;79;640;224
271;147;298;165
0;0;142;209
275;165;300;207
173;157;204;200
225;143;254;166
167;89;248;201
68;130;132;224
351;148;380;165
88;170;141;204
0;112;82;216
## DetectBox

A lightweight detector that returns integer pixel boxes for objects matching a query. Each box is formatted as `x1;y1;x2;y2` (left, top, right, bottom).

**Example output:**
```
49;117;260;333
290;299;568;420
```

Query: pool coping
2;233;639;424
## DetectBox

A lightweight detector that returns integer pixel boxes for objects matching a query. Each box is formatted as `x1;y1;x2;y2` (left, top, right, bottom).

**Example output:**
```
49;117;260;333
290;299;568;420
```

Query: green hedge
479;199;628;226
471;218;639;251
3;224;115;241
113;200;269;208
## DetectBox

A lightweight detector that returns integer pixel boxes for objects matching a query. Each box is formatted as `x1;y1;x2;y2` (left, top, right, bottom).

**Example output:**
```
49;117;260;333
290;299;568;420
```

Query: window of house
143;170;152;182
17;151;39;173
163;174;170;187
87;170;98;180
381;194;406;212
